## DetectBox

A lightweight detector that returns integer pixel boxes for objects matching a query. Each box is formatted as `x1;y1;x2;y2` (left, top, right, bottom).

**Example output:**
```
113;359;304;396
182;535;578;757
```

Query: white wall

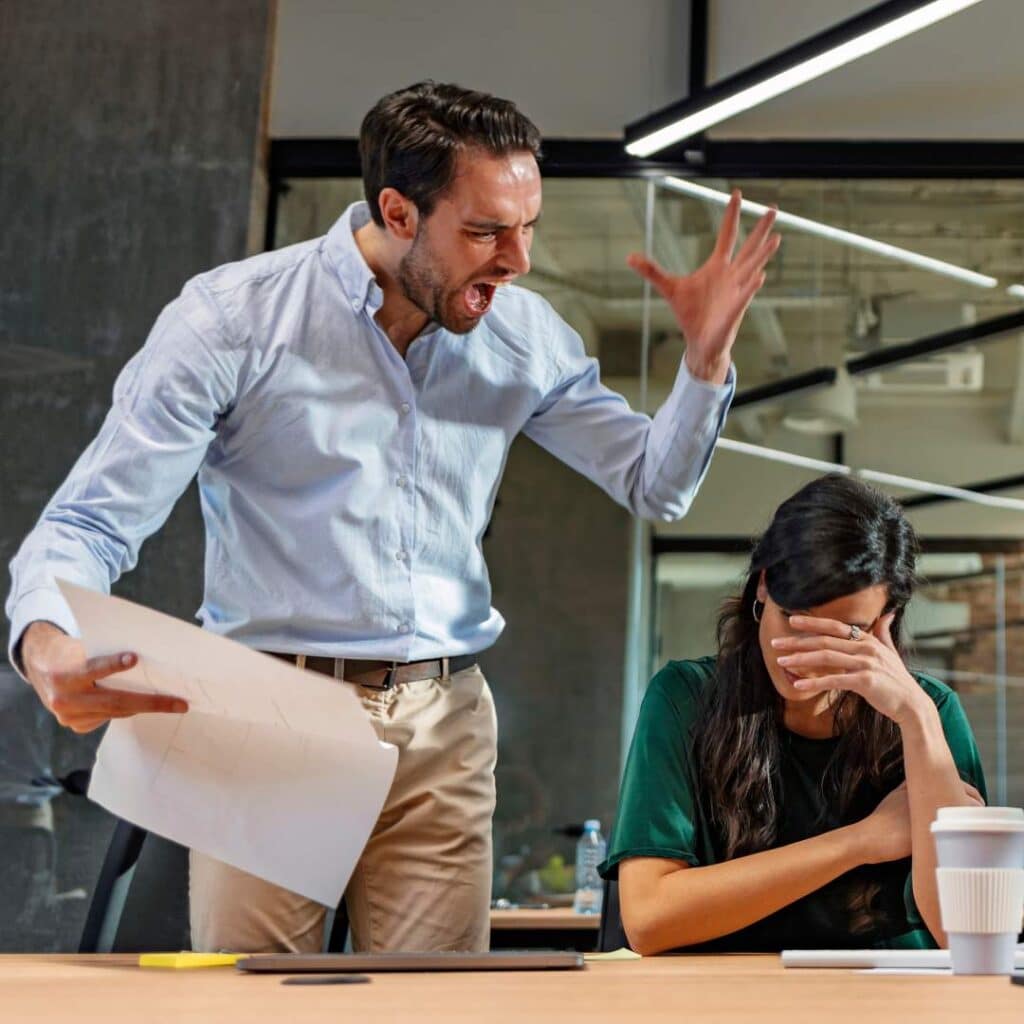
707;0;1023;139
270;0;690;138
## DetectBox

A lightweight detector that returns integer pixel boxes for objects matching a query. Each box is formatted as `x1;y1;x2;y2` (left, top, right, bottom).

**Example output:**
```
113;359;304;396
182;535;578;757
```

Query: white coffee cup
931;806;1024;975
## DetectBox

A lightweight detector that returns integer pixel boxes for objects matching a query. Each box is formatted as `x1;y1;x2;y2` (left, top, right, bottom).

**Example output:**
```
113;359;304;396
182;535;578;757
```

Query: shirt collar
325;202;383;314
325;201;447;341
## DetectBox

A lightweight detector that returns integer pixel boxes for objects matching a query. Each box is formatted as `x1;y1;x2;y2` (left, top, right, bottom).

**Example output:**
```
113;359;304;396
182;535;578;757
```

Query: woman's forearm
620;825;866;954
899;699;976;947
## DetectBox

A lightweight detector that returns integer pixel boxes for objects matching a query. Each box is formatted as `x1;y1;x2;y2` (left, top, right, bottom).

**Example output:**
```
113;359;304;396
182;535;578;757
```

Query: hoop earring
752;599;764;623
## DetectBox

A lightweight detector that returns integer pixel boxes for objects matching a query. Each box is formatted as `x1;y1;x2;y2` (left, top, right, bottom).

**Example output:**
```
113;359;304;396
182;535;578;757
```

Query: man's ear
756;570;768;604
377;188;419;242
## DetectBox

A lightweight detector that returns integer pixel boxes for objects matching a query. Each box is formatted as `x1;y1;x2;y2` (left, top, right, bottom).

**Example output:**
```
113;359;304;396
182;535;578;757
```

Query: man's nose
498;231;531;277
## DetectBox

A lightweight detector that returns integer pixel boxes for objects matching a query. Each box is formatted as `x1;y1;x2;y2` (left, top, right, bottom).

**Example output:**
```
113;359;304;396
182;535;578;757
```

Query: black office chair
79;818;150;952
79;817;350;953
596;878;630;952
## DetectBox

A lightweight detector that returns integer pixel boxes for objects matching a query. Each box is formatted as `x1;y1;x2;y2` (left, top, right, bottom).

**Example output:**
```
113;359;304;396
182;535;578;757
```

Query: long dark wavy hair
695;475;919;928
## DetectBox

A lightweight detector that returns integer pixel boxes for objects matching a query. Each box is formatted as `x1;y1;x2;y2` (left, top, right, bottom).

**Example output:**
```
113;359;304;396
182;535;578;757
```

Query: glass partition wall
653;549;1024;809
647;174;1024;813
271;172;1024;906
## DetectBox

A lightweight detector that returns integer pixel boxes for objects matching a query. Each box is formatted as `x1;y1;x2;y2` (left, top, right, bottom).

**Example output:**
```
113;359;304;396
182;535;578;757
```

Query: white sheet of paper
59;580;398;907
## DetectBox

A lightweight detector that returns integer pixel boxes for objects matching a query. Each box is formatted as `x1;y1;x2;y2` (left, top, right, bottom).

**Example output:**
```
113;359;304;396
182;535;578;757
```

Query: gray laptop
236;951;585;973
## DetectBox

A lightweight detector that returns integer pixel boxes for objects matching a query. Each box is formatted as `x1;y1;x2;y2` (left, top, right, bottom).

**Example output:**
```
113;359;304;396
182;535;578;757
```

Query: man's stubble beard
396;229;475;336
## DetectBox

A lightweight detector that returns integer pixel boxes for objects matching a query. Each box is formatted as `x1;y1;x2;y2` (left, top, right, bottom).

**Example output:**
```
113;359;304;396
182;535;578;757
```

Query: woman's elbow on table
618;857;692;956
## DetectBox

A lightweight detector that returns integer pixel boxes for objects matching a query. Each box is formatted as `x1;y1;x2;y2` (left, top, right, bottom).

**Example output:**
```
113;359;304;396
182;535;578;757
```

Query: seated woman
602;474;986;954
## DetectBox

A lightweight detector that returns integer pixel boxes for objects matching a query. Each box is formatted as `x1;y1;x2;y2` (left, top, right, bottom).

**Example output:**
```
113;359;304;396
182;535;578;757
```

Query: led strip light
626;0;986;157
715;438;1024;512
660;176;998;290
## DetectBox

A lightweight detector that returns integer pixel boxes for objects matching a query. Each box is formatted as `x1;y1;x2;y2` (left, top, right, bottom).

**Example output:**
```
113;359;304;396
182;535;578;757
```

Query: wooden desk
5;954;1022;1023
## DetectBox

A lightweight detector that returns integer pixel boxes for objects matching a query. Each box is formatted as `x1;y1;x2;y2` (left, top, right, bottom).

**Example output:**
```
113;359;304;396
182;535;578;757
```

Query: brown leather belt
267;652;478;691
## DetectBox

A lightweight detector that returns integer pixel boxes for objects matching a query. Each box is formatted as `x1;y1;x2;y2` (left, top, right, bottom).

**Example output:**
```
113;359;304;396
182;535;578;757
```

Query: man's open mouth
463;281;497;317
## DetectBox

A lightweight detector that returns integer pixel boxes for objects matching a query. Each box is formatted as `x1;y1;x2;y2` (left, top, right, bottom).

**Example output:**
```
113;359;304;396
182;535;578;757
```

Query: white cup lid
931;806;1024;833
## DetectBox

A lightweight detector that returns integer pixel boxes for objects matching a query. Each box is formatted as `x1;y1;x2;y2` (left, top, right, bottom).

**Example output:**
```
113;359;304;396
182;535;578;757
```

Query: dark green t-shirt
600;657;988;952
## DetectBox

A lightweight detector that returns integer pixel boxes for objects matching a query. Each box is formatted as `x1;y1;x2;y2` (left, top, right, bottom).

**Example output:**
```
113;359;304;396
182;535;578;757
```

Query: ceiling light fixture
659;177;998;290
715;438;1024;513
859;468;1024;512
625;0;986;157
715;438;847;475
782;367;859;435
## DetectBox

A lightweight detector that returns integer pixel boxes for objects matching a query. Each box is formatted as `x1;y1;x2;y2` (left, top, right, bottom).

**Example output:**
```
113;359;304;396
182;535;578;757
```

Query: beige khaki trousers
189;665;497;953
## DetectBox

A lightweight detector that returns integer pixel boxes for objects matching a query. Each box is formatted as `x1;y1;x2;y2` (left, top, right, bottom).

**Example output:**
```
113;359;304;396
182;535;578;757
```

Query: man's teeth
466;284;489;313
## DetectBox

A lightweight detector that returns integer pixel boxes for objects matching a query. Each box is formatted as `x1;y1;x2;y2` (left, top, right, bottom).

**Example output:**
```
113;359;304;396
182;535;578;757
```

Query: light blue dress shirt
7;202;734;669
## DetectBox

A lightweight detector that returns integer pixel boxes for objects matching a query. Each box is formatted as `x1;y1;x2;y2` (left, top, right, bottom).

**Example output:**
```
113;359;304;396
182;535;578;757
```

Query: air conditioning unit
857;350;984;393
856;299;983;393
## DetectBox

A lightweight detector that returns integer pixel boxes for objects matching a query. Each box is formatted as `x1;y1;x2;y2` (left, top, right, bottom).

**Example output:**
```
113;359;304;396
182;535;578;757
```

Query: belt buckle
379;660;399;690
359;660;399;691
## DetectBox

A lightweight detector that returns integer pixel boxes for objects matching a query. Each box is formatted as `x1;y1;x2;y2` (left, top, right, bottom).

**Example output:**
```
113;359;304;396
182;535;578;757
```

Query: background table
489;907;600;951
5;954;1023;1023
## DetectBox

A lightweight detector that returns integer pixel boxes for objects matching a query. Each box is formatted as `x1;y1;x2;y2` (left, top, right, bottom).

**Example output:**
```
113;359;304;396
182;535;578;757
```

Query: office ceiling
708;0;1023;140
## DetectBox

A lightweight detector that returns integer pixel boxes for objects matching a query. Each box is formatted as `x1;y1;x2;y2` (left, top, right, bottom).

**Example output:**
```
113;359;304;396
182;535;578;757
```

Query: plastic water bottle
572;819;606;915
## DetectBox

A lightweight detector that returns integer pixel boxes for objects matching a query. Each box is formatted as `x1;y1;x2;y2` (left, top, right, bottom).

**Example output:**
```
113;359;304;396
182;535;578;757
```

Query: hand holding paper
18;620;188;732
58;581;398;906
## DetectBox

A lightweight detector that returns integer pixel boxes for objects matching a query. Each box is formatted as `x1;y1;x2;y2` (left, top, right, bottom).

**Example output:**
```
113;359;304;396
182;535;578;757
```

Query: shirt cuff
674;357;736;402
661;357;735;454
7;588;79;683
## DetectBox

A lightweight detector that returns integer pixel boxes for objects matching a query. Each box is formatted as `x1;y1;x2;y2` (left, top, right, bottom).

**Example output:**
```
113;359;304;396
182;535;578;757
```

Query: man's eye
472;231;496;240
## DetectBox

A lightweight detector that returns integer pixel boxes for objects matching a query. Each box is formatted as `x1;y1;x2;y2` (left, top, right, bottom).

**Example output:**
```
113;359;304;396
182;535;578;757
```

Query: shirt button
396;550;408;562
396;476;408;489
352;298;362;312
400;402;411;415
398;622;411;635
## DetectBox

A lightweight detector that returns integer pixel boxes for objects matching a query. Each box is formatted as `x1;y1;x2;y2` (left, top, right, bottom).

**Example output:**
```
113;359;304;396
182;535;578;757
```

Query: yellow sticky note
139;952;240;969
584;948;642;962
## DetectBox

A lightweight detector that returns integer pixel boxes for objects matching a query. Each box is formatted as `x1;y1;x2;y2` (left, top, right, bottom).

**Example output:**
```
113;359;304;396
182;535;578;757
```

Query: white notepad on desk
781;947;1024;970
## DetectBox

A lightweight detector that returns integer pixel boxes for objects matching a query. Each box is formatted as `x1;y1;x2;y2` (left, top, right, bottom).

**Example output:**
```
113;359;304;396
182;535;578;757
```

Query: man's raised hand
628;190;780;384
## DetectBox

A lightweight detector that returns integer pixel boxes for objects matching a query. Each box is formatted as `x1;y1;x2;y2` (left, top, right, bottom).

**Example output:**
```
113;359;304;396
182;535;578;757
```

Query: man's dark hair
359;81;542;228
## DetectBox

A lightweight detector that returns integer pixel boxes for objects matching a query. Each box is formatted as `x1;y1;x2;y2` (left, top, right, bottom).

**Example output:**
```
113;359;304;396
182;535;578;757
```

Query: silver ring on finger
848;624;862;642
